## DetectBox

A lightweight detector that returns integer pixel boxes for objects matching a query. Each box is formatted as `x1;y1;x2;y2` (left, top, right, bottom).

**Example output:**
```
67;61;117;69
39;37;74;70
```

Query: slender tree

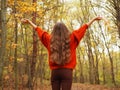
27;0;37;88
0;0;7;88
13;0;18;89
78;48;84;83
107;0;120;38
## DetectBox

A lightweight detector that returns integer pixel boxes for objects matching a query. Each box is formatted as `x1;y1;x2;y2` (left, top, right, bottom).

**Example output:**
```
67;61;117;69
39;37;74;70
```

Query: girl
22;16;102;90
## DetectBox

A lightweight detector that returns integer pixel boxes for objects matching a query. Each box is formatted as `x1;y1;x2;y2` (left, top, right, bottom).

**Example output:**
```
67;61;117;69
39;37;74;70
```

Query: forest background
0;0;120;90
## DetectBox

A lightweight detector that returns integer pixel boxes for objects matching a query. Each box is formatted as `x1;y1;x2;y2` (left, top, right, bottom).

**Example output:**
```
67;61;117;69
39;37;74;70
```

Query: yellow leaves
17;58;24;62
11;43;18;49
107;25;111;31
9;56;14;61
106;23;112;32
4;75;10;80
22;74;28;85
4;65;13;73
14;13;23;18
103;19;111;31
104;20;109;26
37;9;45;17
8;1;39;16
7;1;44;20
9;56;24;62
19;6;36;14
8;64;13;72
8;0;14;7
17;1;37;14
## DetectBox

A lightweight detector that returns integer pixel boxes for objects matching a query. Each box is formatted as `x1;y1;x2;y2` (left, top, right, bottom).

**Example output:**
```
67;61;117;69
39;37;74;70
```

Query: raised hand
94;16;102;20
21;18;30;24
87;16;103;26
21;18;37;28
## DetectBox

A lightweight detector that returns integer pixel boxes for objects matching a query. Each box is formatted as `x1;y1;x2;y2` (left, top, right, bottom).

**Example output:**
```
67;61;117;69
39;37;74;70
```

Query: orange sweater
35;24;88;70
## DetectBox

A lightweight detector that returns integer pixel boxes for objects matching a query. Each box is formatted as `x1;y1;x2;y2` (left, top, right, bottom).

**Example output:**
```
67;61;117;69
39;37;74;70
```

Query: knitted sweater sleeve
72;24;88;46
35;27;50;48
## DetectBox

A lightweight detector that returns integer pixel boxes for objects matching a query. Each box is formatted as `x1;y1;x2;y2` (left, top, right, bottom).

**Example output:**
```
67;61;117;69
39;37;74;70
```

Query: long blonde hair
50;22;71;65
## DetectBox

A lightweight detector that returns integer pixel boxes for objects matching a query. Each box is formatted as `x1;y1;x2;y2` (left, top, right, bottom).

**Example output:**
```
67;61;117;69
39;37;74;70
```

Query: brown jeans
51;68;73;90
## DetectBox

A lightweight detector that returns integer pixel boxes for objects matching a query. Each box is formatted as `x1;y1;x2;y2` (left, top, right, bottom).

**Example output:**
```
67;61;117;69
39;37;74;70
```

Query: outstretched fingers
21;18;29;23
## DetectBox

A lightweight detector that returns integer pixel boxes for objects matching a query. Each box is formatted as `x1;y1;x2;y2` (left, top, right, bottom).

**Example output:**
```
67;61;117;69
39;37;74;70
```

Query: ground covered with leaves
3;83;120;90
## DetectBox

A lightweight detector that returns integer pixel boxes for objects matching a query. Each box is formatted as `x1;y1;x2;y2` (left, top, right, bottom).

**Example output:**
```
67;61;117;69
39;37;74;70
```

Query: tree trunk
102;50;106;84
39;46;44;84
78;48;84;83
79;0;95;84
91;32;100;84
27;0;37;88
110;0;120;38
94;54;100;84
0;0;7;88
13;0;18;89
79;60;84;83
90;0;116;85
85;30;95;84
74;70;78;82
100;25;116;85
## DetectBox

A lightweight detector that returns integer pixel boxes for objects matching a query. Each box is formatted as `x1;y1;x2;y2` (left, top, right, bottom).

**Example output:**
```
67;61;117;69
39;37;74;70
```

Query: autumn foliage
0;0;120;90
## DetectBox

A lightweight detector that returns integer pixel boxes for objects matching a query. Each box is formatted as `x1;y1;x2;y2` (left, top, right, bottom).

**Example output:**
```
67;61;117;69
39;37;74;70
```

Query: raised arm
21;18;37;29
86;16;102;27
21;18;50;48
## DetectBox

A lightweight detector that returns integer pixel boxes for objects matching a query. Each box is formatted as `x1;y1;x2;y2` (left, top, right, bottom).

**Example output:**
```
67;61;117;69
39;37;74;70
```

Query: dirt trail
36;83;120;90
3;83;120;90
71;83;120;90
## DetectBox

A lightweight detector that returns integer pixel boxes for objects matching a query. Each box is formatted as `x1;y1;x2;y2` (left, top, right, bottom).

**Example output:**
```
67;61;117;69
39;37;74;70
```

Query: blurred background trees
0;0;119;89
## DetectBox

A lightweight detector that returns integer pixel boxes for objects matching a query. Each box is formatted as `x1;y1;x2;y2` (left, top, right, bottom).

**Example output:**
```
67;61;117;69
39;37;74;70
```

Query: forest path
3;83;120;90
71;83;119;90
31;83;120;90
